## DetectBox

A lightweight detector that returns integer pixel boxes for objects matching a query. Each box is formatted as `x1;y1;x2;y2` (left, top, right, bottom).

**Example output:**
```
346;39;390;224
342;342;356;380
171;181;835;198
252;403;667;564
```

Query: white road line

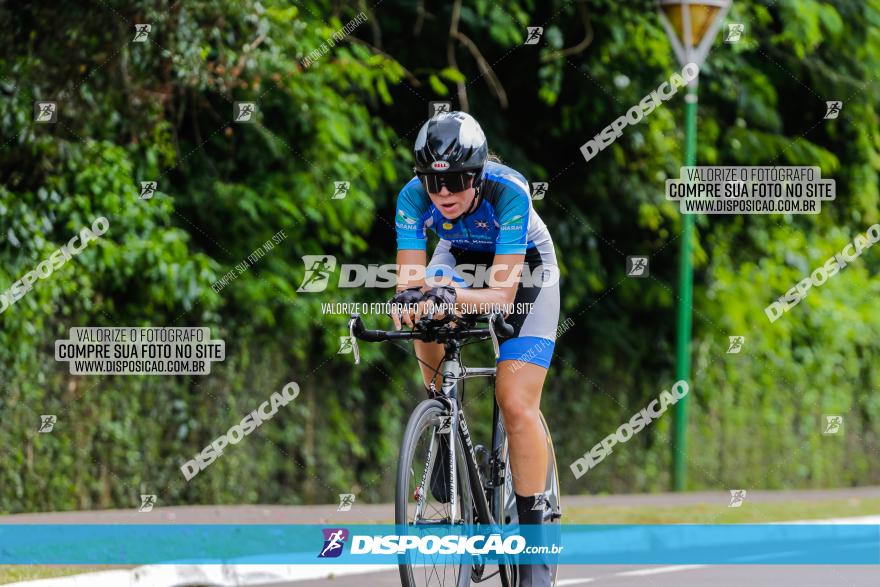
775;515;880;525
557;578;596;585
614;565;707;577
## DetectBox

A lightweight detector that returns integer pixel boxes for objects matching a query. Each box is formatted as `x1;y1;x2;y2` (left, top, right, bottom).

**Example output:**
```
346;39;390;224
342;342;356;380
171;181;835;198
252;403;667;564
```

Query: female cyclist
390;111;560;587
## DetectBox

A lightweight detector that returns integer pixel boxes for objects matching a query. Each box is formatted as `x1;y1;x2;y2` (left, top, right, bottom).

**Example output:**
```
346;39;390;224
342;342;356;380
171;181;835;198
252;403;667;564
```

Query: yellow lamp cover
661;4;721;47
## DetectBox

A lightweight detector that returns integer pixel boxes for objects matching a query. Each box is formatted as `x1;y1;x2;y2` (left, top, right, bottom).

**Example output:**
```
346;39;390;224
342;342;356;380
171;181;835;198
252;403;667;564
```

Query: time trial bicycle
348;312;562;587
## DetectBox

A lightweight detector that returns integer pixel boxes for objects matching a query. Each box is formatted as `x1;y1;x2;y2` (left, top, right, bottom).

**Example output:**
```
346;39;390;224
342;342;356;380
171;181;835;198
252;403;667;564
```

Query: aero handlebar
347;312;515;364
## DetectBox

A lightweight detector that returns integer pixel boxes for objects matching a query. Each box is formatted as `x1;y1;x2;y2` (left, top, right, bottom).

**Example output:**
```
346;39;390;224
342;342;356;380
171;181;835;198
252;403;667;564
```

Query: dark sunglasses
415;171;477;193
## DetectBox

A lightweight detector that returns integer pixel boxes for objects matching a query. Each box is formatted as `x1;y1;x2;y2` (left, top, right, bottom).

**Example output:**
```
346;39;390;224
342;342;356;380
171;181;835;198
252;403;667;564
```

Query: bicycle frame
348;312;513;530
432;336;506;530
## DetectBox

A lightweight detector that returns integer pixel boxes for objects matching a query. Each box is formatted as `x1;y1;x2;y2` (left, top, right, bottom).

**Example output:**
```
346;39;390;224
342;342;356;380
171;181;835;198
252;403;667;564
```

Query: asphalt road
3;487;879;586
263;564;880;587
5;486;880;525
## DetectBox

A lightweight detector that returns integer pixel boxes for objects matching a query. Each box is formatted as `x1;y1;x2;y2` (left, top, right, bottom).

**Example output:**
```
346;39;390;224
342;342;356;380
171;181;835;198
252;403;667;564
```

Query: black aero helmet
413;111;488;174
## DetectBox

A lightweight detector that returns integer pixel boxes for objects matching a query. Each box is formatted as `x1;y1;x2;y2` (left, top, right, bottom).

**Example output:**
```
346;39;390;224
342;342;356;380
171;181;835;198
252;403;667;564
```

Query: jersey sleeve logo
500;213;525;231
397;209;418;225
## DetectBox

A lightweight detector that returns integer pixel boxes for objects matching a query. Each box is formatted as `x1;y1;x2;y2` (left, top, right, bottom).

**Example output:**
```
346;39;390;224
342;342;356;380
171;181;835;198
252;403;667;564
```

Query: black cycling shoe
517;562;551;587
429;433;451;503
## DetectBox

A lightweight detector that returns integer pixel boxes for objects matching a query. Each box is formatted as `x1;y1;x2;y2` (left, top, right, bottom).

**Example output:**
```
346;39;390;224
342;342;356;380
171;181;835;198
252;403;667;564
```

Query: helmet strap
450;169;483;223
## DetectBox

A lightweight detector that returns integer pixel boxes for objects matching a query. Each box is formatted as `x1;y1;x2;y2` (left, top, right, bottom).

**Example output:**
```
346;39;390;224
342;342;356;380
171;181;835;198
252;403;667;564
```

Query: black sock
515;492;547;525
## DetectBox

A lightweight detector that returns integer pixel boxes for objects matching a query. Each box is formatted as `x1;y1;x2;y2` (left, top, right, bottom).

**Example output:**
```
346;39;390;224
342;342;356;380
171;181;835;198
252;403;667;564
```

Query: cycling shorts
426;240;561;369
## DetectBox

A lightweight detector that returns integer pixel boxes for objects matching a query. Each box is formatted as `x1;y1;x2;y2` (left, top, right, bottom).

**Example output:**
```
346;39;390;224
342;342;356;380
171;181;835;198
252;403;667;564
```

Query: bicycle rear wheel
396;398;475;587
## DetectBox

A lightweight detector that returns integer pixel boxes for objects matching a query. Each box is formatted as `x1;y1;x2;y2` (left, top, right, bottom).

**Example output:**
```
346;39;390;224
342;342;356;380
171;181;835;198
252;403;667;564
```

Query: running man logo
234;102;256;123
318;528;349;558
430;101;452;117
728;489;747;508
133;24;151;42
822;415;843;435
626;256;649;278
297;255;337;292
531;182;548;201
531;493;548;511
824;101;843;120
524;27;543;45
437;415;452;434
338;336;354;354
724;23;745;43
332;181;350;200
38;415;57;433
34;101;57;123
337;493;355;512
727;336;745;354
139;494;157;512
139;181;157;200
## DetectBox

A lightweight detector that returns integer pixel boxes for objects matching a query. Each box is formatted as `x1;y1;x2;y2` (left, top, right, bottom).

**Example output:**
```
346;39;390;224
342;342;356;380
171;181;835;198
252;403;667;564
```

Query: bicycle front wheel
396;398;475;587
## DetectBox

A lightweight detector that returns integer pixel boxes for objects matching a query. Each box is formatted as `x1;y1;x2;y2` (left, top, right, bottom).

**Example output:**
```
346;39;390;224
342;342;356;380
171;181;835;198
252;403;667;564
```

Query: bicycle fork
440;357;460;524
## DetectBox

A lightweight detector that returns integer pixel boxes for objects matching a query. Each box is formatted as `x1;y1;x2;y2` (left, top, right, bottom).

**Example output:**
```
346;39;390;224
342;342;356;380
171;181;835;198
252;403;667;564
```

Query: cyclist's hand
416;286;457;322
390;287;423;329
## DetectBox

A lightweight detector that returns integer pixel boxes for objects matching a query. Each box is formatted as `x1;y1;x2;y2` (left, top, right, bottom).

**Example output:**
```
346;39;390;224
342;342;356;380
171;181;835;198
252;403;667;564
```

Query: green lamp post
657;0;732;491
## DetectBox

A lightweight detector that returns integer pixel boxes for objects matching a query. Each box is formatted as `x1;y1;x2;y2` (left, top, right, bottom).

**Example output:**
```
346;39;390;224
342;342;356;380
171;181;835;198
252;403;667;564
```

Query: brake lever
348;315;361;365
489;313;501;360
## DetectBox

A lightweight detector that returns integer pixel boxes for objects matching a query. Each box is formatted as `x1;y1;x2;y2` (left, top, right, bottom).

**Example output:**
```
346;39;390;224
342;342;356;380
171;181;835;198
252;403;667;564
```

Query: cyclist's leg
414;340;445;390
496;363;552;586
495;246;559;496
494;245;560;587
495;363;548;495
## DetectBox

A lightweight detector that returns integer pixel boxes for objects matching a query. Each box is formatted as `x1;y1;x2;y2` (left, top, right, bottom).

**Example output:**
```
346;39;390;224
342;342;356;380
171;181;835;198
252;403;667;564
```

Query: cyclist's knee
496;386;541;435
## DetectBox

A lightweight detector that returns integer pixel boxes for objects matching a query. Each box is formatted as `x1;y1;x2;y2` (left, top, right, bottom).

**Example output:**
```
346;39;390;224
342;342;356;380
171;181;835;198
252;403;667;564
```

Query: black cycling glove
390;286;423;310
421;286;457;315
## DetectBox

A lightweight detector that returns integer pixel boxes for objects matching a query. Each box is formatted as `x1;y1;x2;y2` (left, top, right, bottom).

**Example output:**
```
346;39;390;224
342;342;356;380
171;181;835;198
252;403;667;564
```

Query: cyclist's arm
396;249;426;292
394;179;430;296
392;249;426;329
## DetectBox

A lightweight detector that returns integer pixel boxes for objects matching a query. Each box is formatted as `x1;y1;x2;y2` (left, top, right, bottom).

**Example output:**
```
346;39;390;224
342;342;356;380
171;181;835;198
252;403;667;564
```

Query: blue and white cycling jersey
395;161;556;264
394;160;560;369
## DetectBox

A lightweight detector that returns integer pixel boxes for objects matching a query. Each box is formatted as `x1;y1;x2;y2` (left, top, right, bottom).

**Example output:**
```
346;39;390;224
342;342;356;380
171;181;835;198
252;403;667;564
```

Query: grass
563;496;880;523
0;566;126;585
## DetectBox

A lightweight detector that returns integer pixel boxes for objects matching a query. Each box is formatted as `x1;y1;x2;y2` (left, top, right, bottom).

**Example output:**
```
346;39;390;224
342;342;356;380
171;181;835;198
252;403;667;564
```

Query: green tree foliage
0;0;878;512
